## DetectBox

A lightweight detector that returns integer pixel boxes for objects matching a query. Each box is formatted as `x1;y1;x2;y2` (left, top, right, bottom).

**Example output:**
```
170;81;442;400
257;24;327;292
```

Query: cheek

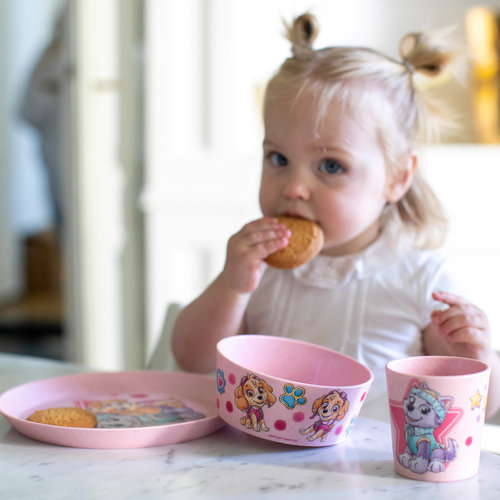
259;178;277;215
318;194;354;224
323;186;383;219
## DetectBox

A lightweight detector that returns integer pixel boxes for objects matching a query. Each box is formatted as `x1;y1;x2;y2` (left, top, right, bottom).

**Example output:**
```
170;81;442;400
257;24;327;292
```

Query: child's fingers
432;290;468;307
251;236;289;260
237;218;290;247
244;226;290;249
431;302;480;325
230;219;289;253
227;218;292;270
437;324;484;346
430;293;491;361
434;312;479;335
432;307;489;348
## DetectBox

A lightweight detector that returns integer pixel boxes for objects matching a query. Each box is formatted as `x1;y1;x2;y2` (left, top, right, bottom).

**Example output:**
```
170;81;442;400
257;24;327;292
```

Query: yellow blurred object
465;6;500;143
466;6;499;79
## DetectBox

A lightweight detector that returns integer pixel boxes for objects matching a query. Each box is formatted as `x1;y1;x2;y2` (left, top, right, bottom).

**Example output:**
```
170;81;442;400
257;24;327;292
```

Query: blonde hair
264;13;465;249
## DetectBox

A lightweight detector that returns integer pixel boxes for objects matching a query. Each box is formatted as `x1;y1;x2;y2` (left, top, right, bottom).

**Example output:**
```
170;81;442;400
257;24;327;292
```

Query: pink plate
0;370;224;449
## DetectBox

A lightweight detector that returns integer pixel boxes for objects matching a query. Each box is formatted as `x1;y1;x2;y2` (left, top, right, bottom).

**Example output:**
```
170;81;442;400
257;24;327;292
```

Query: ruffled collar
292;221;414;288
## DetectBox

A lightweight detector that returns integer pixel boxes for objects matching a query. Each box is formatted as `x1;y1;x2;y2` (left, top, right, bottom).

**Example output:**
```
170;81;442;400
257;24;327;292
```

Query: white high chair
147;303;182;372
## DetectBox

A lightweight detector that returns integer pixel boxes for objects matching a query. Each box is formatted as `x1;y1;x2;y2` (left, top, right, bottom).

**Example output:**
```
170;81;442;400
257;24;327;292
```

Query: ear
261;379;276;405
266;392;276;406
338;400;349;420
312;396;324;414
234;385;243;399
385;151;417;203
440;396;454;412
235;393;249;411
234;386;248;411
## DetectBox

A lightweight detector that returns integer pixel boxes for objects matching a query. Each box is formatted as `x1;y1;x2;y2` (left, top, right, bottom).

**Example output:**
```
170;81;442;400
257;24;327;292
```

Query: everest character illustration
399;382;458;474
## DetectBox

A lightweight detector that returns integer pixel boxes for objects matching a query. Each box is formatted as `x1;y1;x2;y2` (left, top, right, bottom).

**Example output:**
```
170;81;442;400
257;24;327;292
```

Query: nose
281;169;311;201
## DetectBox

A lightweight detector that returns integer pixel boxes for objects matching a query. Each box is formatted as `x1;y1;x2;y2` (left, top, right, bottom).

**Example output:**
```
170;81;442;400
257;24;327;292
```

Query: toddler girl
172;13;499;418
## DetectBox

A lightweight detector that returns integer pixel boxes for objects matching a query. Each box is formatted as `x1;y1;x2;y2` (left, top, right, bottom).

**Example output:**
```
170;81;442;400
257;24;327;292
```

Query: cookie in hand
265;216;324;269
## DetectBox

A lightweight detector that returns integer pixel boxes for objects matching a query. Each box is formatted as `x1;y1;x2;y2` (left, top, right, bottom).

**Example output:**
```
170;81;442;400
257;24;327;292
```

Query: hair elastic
402;60;415;74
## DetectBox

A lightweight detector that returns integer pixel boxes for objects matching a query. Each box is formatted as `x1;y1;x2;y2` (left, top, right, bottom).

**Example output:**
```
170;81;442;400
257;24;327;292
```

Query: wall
0;0;64;301
421;145;500;348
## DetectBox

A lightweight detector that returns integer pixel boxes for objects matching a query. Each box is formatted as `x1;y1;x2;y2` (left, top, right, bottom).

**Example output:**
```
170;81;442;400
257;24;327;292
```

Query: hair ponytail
399;32;457;77
398;29;465;142
285;13;318;57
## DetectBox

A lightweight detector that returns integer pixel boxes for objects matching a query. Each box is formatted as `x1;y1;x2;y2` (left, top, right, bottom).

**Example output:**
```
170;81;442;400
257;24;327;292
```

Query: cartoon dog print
97;414;142;428
399;382;458;474
300;390;349;442
87;399;162;416
234;374;276;432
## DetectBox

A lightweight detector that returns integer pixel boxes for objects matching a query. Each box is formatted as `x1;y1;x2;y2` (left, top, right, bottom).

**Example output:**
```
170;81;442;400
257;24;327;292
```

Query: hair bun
286;13;319;56
399;31;456;78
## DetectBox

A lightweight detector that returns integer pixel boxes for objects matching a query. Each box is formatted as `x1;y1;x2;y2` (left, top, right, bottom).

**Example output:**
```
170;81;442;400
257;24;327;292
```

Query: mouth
406;414;422;424
252;395;265;405
280;211;310;220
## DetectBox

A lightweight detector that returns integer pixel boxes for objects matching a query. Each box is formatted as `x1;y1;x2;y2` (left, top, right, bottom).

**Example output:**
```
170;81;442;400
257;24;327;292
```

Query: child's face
260;91;400;256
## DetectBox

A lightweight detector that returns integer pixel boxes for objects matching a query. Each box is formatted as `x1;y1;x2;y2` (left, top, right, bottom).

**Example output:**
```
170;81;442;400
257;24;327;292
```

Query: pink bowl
216;334;373;447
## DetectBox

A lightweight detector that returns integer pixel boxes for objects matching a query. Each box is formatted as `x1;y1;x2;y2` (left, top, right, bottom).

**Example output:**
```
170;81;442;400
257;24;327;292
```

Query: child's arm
423;291;500;420
171;217;290;373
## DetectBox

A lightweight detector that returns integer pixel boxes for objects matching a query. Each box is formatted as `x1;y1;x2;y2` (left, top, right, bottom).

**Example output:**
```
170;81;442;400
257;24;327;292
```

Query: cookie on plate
265;216;324;269
27;407;97;428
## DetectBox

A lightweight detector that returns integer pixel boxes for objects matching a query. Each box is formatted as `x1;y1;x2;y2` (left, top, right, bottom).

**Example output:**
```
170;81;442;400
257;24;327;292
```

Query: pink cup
386;356;490;482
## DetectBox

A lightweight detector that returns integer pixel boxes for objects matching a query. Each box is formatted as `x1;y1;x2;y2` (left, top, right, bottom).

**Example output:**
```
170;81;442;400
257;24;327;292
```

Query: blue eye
270;152;288;167
319;159;343;174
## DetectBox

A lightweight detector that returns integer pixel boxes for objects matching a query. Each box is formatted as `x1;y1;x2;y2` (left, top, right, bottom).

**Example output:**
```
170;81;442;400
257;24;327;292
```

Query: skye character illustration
399;382;458;474
234;374;276;432
300;390;349;442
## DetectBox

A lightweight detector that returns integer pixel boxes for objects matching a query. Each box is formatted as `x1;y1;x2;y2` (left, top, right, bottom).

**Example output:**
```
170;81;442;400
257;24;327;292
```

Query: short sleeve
417;251;468;327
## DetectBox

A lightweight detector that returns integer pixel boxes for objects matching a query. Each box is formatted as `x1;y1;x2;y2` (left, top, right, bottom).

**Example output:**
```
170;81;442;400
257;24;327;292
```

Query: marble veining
1;354;500;499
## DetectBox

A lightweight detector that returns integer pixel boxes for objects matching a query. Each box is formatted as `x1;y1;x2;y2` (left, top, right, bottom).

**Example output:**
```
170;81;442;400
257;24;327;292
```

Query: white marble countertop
1;353;500;499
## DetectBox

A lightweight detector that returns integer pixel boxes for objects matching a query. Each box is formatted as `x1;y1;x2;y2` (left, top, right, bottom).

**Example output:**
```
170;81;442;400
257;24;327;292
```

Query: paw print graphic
280;383;307;409
216;368;226;395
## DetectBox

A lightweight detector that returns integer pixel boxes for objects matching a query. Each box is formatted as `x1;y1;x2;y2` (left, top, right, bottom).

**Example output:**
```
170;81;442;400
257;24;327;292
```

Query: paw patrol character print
84;397;205;428
300;390;349;442
399;382;458;474
234;374;276;432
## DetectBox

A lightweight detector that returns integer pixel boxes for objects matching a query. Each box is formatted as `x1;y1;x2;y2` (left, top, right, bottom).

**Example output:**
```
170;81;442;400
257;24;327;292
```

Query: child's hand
430;291;492;363
221;217;291;294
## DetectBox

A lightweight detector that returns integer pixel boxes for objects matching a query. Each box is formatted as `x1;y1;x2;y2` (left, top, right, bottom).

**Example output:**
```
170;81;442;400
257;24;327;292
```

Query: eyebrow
263;137;356;161
262;139;280;148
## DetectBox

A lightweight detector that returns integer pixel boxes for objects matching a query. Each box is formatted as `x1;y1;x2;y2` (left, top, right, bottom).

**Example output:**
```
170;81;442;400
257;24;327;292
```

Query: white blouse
245;224;458;404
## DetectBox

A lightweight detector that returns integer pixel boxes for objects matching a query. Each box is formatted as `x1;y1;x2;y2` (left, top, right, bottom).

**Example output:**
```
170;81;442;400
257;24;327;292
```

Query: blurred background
1;0;499;371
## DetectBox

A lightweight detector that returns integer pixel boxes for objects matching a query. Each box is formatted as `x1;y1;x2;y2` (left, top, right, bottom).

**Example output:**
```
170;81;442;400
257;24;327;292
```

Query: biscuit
27;407;97;428
265;216;324;269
